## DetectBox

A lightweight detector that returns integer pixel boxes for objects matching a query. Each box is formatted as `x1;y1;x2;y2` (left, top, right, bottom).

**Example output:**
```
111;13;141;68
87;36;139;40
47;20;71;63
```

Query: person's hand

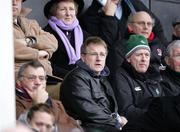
27;85;49;104
38;50;49;59
120;116;128;127
103;0;119;16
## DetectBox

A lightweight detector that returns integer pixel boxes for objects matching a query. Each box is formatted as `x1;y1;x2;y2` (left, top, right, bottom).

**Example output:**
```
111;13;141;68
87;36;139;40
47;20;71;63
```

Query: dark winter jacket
122;95;180;132
161;66;180;96
60;60;118;127
112;61;164;122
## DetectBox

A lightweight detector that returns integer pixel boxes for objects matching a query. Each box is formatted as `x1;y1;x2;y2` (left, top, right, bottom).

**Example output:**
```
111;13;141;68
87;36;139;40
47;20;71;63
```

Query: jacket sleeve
60;72;116;126
113;68;146;121
14;17;58;60
80;0;119;46
29;20;58;58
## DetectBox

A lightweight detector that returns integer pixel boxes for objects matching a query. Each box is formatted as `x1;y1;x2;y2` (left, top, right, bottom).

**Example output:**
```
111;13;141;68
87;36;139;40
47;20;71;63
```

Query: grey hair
17;60;45;79
127;11;155;26
166;40;180;57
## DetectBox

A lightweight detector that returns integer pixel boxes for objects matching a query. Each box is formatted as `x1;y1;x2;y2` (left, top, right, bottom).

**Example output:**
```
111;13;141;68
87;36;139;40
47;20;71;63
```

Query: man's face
29;111;54;132
55;1;76;25
18;66;46;92
13;0;22;19
81;43;107;75
173;24;180;38
128;11;154;38
166;47;180;72
127;49;150;73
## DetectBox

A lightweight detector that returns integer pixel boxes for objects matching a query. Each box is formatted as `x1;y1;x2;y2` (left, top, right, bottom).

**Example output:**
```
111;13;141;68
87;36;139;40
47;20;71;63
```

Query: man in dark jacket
60;36;127;132
122;94;180;132
161;40;180;96
113;35;164;124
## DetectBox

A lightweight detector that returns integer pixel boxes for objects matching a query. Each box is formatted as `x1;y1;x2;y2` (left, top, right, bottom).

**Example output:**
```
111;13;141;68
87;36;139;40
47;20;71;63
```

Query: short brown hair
81;36;108;54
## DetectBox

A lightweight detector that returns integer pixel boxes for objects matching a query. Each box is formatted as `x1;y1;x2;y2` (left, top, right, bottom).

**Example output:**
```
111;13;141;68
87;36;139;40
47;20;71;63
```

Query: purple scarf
48;16;83;64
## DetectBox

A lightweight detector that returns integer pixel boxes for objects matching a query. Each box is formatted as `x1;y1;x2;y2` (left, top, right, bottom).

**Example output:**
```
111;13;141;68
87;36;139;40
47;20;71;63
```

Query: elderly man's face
81;43;107;75
166;47;180;72
12;0;22;19
127;49;150;73
17;66;47;93
128;11;154;39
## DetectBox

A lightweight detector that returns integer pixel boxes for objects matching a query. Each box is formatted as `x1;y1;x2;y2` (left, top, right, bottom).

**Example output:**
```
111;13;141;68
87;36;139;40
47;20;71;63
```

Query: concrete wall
24;0;180;41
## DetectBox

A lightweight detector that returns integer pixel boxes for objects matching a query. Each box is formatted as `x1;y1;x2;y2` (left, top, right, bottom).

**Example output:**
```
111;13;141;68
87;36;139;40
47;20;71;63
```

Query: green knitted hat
125;35;150;58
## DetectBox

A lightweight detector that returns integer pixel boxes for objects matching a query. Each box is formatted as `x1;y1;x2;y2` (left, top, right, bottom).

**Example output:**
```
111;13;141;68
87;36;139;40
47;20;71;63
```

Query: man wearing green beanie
112;34;164;127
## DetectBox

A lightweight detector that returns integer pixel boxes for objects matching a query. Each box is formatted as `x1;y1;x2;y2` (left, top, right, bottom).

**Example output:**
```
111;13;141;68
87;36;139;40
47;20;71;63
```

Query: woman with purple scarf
43;0;89;79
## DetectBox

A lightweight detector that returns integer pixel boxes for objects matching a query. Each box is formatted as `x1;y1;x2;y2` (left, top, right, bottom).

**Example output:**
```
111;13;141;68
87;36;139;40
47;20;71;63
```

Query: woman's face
55;1;77;25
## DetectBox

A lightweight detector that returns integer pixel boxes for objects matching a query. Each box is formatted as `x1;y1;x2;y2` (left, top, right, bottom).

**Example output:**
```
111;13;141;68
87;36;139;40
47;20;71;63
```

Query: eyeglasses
83;52;107;58
21;75;47;82
130;21;154;27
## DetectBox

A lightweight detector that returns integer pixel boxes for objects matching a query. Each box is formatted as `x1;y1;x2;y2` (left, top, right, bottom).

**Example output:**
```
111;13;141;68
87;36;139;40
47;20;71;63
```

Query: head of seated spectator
16;60;48;105
44;0;84;20
18;103;56;132
125;34;151;73
16;60;83;132
172;17;180;40
127;11;155;40
165;40;180;72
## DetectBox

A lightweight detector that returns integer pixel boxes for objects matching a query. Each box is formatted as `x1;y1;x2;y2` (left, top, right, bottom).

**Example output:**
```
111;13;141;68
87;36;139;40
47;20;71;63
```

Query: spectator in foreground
16;60;82;132
18;103;57;132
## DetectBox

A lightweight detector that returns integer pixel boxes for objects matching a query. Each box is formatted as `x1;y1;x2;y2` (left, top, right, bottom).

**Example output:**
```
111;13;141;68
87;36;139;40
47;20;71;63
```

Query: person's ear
81;54;85;62
128;24;133;33
127;57;131;63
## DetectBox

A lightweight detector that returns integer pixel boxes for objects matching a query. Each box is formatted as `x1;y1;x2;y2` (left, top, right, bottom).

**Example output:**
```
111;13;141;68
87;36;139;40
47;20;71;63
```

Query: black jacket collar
76;59;110;78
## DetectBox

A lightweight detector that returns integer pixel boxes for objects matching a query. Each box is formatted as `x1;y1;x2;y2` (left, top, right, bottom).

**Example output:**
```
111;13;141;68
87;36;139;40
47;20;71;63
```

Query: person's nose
143;23;149;29
141;54;147;61
65;9;70;15
33;77;42;85
39;125;47;132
